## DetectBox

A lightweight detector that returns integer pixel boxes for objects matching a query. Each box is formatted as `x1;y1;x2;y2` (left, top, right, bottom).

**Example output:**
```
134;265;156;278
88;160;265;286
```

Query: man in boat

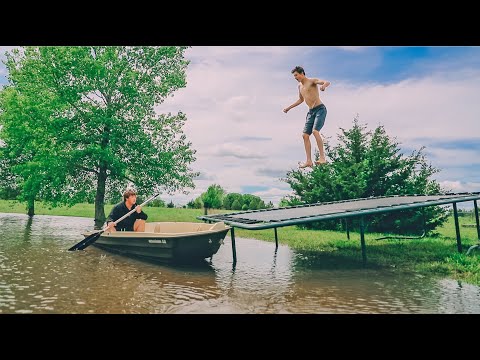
283;65;330;168
105;189;148;232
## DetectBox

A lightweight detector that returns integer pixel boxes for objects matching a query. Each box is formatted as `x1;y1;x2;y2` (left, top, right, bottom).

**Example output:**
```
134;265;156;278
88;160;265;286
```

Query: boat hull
83;222;230;263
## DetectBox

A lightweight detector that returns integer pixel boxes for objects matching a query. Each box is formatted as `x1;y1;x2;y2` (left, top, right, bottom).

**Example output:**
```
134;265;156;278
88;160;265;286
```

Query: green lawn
0;200;222;221
1;199;479;285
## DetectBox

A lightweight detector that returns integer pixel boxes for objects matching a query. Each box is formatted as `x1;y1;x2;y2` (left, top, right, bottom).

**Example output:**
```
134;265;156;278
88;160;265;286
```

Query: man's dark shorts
303;104;327;135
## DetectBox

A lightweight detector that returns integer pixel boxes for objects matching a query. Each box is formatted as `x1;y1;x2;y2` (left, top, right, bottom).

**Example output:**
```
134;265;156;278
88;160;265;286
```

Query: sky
1;46;480;206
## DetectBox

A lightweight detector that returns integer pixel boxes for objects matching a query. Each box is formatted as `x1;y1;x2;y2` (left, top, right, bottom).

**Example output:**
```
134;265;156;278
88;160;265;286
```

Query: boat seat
144;223;156;232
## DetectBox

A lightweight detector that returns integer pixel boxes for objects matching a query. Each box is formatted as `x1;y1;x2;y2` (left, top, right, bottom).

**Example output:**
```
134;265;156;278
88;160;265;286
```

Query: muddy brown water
0;213;479;314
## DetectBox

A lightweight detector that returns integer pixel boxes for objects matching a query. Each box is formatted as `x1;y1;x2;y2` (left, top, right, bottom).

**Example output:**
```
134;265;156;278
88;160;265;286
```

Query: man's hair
123;189;137;201
291;66;305;75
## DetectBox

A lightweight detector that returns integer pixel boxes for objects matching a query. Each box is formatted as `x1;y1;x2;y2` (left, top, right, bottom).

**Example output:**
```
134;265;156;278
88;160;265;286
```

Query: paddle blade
68;230;103;251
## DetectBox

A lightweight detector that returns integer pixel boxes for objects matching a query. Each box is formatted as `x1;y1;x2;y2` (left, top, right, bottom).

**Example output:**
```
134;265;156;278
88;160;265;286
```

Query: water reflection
22;216;33;242
0;213;479;314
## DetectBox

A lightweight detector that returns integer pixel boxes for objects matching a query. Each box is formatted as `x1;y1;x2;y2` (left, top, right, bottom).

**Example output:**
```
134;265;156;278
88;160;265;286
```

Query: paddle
68;193;160;251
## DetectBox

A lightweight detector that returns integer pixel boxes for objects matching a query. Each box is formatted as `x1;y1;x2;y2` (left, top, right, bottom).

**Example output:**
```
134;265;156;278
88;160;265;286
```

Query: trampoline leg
453;203;462;253
360;216;367;265
345;218;350;240
231;227;237;264
466;200;480;255
274;228;278;249
475;200;480;241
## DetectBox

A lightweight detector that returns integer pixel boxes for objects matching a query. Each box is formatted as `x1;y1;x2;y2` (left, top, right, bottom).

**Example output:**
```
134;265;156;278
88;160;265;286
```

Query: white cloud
326;72;480;141
159;46;480;206
195;170;216;181
251;187;294;204
336;46;367;52
422;147;480;168
187;46;299;58
439;181;480;193
210;143;267;159
255;167;289;179
2;46;478;206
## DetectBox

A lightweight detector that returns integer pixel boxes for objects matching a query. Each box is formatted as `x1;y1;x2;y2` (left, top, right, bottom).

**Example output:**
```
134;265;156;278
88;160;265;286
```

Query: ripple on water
1;213;480;313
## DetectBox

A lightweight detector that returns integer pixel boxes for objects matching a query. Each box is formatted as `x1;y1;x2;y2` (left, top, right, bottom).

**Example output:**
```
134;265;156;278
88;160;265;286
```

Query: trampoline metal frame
198;193;480;265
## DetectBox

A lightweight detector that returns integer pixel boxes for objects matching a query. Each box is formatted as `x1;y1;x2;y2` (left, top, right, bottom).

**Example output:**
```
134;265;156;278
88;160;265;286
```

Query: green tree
282;116;448;234
149;198;166;208
278;197;289;207
242;194;263;209
0;84;66;215
248;199;258;210
0;46;198;227
0;145;21;200
223;192;243;210
193;197;203;209
201;184;225;215
231;199;242;210
279;195;301;207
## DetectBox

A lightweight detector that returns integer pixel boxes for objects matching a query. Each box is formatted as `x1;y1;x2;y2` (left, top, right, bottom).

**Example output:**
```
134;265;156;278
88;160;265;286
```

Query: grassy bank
1;199;479;285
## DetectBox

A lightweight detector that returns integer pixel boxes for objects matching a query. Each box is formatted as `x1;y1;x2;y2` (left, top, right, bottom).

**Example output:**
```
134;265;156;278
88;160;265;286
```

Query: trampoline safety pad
198;193;480;230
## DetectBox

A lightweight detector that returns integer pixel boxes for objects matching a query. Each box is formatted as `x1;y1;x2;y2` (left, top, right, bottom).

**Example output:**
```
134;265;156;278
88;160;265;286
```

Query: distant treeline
186;192;273;211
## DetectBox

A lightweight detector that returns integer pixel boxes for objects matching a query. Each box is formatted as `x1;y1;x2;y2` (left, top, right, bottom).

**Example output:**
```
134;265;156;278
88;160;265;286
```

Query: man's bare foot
315;159;327;165
298;161;313;168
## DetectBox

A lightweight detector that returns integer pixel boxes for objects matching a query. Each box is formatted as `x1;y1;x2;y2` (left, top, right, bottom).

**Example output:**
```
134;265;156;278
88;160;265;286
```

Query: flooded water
1;213;479;314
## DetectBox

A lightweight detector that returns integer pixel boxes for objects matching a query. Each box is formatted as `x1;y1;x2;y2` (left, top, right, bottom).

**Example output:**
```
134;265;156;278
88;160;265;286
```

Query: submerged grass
1;200;479;285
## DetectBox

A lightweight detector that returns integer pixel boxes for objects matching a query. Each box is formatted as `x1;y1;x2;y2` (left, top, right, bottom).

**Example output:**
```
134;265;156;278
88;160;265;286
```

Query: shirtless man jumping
283;66;330;168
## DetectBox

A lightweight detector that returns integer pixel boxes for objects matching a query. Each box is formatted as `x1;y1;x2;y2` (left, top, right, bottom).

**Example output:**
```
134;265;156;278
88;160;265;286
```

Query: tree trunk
94;165;107;229
27;197;35;216
204;206;208;215
94;122;111;229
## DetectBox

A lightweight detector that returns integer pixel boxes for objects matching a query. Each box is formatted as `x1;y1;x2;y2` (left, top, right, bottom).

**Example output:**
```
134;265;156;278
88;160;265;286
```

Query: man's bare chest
300;83;316;96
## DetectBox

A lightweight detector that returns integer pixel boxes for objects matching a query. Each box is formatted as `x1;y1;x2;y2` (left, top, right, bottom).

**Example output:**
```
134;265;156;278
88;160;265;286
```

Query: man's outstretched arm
313;78;331;91
283;88;304;113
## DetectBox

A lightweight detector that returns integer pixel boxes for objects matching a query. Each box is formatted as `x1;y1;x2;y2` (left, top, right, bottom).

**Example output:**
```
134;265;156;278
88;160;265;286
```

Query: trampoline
198;192;480;264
